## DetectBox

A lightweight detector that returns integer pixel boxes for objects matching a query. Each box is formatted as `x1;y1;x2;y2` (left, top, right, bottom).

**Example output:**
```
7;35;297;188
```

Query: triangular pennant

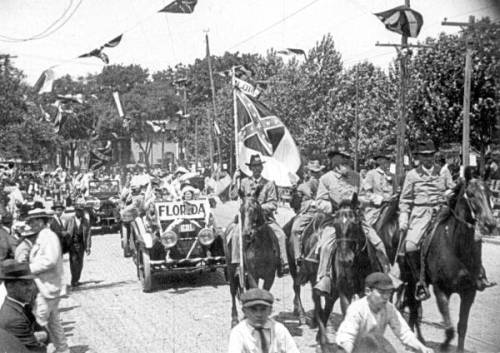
104;35;123;48
33;68;55;94
159;0;197;14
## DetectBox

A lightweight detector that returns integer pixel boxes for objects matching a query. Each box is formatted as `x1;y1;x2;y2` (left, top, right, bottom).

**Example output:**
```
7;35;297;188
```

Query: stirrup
415;281;430;301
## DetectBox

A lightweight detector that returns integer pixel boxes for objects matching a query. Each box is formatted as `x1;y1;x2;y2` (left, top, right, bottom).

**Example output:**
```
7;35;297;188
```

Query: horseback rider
230;154;289;277
314;147;392;294
289;160;324;265
399;140;446;300
359;149;395;273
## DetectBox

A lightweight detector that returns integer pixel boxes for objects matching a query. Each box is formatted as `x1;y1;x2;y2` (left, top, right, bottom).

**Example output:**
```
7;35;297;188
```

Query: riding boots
406;251;430;301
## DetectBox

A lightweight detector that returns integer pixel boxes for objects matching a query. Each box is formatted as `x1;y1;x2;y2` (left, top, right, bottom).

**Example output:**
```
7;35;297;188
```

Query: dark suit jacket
49;216;67;238
0;298;46;353
65;216;91;250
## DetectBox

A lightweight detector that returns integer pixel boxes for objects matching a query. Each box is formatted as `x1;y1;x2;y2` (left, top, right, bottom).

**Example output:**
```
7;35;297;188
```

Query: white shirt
336;297;426;353
228;319;299;353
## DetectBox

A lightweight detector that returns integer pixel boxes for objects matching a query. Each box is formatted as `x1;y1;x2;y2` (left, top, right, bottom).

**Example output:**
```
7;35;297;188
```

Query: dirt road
55;202;500;353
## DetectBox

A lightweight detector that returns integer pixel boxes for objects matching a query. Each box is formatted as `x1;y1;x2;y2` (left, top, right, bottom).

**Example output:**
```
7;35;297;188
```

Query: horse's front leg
230;273;239;327
434;286;454;350
293;279;307;325
339;292;350;317
457;289;476;353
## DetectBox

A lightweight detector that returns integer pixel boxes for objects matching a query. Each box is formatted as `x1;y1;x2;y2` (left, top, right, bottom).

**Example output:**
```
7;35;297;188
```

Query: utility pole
354;66;360;175
207;109;214;172
375;0;431;191
442;16;475;167
194;116;199;171
205;31;222;176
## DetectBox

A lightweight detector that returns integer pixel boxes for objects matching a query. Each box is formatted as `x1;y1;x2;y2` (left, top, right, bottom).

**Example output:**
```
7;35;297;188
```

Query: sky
0;0;498;85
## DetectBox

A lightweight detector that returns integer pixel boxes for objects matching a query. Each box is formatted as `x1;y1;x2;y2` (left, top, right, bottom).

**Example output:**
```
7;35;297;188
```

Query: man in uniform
314;147;391;294
230;155;289;276
289;160;324;264
359;149;395;273
64;203;91;288
399;140;446;300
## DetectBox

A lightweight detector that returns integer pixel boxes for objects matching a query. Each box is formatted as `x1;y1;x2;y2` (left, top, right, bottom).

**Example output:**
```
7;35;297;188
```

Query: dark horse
388;171;497;352
284;195;378;349
225;191;280;327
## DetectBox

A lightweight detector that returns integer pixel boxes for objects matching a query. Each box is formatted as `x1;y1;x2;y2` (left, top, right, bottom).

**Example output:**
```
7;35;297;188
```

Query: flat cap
365;272;394;290
241;288;274;308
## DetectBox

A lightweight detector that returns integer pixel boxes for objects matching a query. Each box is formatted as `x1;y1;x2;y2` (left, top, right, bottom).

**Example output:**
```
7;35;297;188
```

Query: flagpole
233;66;245;291
205;32;222;178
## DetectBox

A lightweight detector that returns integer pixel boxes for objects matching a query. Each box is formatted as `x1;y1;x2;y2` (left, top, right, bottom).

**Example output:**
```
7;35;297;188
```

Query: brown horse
225;191;280;327
392;171;497;352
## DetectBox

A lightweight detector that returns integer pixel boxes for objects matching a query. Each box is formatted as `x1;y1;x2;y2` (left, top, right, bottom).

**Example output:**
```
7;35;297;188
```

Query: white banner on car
155;200;210;221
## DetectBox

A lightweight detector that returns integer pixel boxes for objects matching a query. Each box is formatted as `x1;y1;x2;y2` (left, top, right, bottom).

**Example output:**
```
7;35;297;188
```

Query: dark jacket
65;216;91;250
0;298;46;353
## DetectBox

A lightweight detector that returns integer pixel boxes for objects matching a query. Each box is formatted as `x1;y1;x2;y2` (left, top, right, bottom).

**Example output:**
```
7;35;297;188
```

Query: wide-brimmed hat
0;259;35;280
51;201;65;211
327;146;351;159
241;288;274;308
415;140;436;155
181;185;198;195
13;222;37;238
306;160;325;172
25;208;54;222
245;154;265;167
365;272;394;290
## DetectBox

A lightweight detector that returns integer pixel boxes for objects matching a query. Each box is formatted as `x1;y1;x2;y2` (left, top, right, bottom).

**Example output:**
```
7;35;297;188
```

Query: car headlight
198;227;214;246
160;230;178;248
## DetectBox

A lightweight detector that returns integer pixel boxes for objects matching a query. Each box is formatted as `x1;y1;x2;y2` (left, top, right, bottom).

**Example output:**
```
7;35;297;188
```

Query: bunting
146;119;179;132
277;48;307;58
33;68;55;94
159;0;198;14
375;6;423;38
78;34;123;64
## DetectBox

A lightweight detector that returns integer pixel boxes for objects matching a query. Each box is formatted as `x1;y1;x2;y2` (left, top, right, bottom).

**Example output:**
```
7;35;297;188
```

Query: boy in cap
335;272;433;353
228;288;299;353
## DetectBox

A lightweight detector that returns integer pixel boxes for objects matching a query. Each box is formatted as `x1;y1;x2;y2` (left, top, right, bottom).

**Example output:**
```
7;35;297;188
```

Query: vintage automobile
125;197;226;292
83;179;121;231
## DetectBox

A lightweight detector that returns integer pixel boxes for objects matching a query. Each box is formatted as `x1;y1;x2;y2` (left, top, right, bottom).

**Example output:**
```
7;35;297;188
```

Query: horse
225;190;280;327
393;170;497;352
315;195;378;350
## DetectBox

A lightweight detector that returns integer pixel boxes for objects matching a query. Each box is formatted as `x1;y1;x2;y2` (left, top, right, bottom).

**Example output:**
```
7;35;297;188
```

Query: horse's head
332;194;363;267
462;169;497;234
240;187;265;241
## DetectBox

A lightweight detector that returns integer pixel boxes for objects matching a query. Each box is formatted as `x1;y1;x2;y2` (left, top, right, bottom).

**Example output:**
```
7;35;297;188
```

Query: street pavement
49;202;500;353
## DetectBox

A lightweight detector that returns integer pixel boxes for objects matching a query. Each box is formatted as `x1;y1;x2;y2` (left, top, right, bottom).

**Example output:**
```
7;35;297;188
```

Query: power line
0;0;82;42
228;0;322;50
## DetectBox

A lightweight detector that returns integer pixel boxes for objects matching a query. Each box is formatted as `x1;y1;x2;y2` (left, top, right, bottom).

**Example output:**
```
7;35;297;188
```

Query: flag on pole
235;90;300;186
374;6;423;38
159;0;197;13
33;68;55;94
233;77;261;98
89;141;113;170
78;34;123;64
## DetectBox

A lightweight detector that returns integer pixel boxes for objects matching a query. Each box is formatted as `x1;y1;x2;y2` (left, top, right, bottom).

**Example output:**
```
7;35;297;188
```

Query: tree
405;17;500;157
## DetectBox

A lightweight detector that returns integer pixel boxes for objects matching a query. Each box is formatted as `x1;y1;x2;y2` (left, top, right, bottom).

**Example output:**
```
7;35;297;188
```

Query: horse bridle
449;182;478;230
334;208;366;254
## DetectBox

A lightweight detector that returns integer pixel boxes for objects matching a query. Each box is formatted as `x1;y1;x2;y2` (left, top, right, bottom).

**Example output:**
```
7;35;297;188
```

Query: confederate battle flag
235;90;300;186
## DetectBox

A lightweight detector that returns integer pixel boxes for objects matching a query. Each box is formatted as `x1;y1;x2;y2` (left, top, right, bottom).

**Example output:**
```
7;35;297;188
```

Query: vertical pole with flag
233;66;245;291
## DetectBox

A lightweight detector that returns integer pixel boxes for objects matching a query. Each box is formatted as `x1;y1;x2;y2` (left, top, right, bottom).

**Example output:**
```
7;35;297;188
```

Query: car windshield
89;181;119;194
